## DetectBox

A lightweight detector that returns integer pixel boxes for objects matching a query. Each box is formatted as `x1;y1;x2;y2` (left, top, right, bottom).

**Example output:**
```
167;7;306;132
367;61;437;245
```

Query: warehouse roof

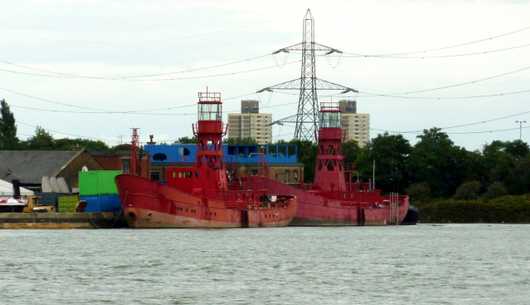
0;150;82;184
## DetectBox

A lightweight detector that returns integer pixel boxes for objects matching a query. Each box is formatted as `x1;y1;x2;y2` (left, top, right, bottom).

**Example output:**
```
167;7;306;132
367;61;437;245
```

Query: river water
0;224;529;305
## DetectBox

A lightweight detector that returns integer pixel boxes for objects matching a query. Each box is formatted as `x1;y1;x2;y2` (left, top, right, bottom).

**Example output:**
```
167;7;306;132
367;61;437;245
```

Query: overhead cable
0;54;271;80
342;24;530;57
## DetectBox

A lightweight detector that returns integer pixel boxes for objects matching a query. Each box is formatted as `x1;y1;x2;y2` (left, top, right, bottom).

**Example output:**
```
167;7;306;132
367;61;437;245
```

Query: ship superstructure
249;102;409;225
115;91;297;228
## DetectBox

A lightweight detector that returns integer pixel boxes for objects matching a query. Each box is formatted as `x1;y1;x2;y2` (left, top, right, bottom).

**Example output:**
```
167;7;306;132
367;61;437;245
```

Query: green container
79;170;121;196
58;195;79;213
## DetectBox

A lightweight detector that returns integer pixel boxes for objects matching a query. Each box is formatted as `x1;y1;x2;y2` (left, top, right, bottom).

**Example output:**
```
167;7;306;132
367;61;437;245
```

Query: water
0;224;529;305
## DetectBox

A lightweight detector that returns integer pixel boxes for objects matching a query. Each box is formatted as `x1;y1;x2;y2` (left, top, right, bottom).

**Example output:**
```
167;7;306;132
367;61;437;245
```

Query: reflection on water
0;224;529;305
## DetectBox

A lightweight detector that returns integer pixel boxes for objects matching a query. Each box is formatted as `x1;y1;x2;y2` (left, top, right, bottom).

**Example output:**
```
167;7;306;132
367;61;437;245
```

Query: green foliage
18;126;109;151
483;182;507;200
482;140;530;195
26;126;54;150
54;138;109;151
0;99;19;149
454;180;481;200
406;182;431;202
357;133;411;193
288;139;317;182
175;136;197;144
341;140;360;166
408;128;479;197
224;137;258;145
417;194;530;223
109;144;132;153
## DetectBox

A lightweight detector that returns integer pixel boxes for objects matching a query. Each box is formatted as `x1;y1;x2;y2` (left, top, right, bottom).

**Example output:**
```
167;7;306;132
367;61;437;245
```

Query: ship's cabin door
357;207;365;226
241;210;249;228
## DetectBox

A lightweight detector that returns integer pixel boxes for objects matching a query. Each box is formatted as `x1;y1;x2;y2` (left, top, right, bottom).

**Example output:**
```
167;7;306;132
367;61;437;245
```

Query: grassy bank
416;194;530;223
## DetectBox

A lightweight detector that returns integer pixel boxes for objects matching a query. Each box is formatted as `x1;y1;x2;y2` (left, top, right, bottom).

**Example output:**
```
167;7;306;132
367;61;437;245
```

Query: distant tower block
228;100;272;144
339;100;356;113
241;100;259;113
258;9;357;141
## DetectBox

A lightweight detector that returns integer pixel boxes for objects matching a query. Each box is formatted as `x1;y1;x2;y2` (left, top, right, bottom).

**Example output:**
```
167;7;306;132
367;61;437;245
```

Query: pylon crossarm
256;78;302;92
314;78;358;92
267;114;298;126
273;42;342;53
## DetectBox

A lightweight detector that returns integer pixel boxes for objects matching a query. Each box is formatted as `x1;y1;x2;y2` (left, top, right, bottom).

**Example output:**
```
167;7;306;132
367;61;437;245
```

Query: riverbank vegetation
2;99;529;221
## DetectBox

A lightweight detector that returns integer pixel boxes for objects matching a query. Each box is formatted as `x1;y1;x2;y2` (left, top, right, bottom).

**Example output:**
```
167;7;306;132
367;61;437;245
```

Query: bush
454;180;481;200
417;194;530;223
406;182;431;202
483;181;507;200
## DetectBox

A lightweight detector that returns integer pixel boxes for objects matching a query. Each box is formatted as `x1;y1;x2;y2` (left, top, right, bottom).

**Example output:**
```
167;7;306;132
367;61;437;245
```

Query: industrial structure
258;9;356;142
227;100;272;144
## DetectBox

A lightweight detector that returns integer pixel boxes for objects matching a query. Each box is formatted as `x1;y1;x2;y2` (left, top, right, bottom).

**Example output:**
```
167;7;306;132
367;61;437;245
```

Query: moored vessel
249;102;409;225
115;91;297;228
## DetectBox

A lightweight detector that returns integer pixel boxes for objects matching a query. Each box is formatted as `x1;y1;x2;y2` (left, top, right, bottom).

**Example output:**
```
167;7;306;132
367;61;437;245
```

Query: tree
342;140;360;166
0;99;19;149
503;140;529;159
26;126;54;150
224;137;258;145
175;136;197;144
408;128;472;197
289;139;317;182
54;138;109;151
356;133;412;193
406;182;431;202
482;140;530;194
483;182;507;200
454;180;481;200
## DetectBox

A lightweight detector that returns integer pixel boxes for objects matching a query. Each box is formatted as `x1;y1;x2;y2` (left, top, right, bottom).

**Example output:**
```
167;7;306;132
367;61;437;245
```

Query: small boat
0;197;27;213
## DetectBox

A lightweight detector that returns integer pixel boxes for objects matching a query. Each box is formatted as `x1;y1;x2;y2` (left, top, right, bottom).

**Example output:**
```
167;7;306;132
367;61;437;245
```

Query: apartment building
227;100;272;144
339;100;370;147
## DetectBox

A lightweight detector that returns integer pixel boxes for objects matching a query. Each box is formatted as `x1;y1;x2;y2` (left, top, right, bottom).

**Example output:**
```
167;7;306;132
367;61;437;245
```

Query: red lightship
249;103;409;225
115;91;297;228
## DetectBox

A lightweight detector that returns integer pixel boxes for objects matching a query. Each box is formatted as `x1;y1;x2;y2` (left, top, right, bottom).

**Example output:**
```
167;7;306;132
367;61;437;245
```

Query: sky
1;0;530;150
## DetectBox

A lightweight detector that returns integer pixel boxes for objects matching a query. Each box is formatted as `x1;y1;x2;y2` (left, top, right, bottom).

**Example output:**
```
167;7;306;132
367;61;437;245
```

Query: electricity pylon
258;9;357;141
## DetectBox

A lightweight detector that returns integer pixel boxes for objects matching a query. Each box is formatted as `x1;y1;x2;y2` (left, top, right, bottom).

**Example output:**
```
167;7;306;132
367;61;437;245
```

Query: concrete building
339;100;370;147
227;100;272;144
339;100;357;114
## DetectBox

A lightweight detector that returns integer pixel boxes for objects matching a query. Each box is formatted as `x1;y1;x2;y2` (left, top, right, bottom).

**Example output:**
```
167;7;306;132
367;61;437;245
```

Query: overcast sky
1;0;529;150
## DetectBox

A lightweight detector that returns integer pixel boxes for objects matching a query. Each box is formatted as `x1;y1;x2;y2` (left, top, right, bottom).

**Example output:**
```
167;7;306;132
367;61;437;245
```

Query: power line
342;24;530;58
339;43;530;59
357;88;530;100
10;104;195;116
1;86;258;115
0;54;272;80
0;59;300;82
0;87;107;111
368;64;530;96
372;125;530;135
274;87;530;100
448;126;530;135
372;109;530;134
17;121;106;140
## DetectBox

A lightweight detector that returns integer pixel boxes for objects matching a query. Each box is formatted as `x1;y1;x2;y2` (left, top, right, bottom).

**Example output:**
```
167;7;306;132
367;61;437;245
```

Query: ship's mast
130;128;139;176
193;90;228;191
313;102;346;192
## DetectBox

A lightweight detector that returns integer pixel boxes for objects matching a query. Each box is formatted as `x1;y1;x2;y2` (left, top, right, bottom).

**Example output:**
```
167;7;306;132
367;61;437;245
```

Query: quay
0;212;124;229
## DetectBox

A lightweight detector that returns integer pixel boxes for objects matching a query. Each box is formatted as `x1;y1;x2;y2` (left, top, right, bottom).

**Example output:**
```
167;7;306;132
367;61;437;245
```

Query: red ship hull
246;177;409;226
116;175;298;228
